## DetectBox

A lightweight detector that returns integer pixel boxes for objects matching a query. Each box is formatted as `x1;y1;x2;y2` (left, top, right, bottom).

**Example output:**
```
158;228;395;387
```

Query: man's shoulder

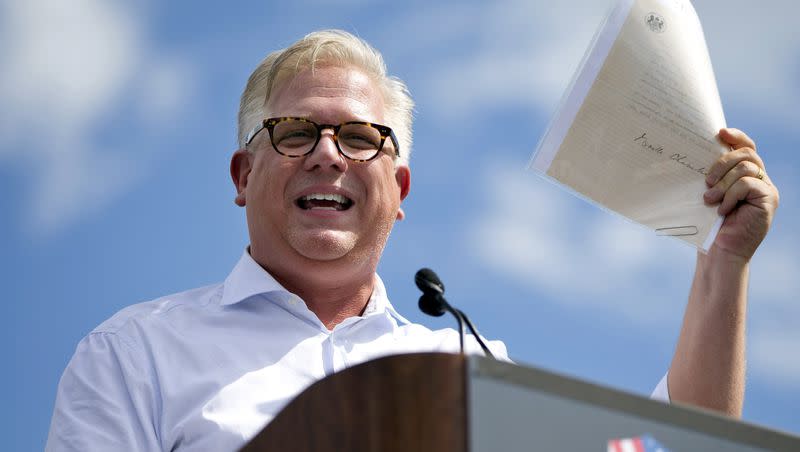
92;282;223;336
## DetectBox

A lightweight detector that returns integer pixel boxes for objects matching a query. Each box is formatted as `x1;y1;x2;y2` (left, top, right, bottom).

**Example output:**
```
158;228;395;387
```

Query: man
46;30;779;451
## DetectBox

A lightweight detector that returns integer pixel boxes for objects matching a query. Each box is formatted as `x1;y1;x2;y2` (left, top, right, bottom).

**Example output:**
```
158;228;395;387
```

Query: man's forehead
264;65;385;120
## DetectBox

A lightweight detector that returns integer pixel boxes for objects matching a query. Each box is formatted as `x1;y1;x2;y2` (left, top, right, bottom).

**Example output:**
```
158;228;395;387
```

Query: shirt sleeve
46;332;162;452
650;371;671;402
486;339;511;362
461;334;510;361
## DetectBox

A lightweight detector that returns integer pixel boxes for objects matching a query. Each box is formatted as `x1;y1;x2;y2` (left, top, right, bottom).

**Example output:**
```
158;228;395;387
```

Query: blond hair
237;30;414;166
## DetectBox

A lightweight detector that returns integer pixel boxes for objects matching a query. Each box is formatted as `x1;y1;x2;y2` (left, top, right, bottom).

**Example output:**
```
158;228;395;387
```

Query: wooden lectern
241;353;799;451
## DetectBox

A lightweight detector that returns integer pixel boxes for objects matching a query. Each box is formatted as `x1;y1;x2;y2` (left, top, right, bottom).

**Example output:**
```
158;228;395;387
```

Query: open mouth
296;193;354;211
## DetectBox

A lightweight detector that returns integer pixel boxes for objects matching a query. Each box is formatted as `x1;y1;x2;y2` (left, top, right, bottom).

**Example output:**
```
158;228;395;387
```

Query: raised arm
667;128;779;417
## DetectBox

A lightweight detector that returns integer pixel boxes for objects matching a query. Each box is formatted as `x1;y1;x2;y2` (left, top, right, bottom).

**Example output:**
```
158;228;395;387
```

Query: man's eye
341;131;379;149
287;129;314;138
343;133;370;142
277;129;315;144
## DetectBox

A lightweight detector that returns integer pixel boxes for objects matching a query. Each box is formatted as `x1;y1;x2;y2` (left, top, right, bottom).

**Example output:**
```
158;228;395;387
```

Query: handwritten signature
633;132;709;176
633;132;664;154
670;153;708;176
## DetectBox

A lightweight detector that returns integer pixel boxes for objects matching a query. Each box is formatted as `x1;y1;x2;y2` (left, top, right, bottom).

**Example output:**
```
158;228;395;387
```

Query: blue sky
2;0;798;449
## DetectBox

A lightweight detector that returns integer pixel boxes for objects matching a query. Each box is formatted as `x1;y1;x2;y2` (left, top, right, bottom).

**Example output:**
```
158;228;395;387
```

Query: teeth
302;193;349;203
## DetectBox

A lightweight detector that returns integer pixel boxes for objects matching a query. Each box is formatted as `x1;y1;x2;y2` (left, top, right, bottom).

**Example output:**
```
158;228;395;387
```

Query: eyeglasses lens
271;119;383;160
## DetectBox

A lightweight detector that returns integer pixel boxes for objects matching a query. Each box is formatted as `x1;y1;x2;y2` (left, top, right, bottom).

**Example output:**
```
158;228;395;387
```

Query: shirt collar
366;274;411;325
219;249;411;327
219;249;288;306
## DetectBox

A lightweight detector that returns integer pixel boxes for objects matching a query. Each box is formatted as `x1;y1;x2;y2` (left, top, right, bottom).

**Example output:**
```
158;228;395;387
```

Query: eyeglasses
245;117;400;162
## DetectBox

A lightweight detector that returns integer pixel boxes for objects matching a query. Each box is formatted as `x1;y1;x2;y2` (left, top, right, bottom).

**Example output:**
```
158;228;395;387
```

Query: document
530;0;726;251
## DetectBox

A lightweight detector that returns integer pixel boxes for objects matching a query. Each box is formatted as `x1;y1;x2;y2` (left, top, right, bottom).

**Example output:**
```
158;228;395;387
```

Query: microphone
414;268;495;358
415;268;445;296
415;268;465;351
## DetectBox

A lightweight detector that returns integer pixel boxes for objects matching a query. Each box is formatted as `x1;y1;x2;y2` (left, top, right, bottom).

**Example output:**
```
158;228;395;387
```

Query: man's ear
230;149;252;207
395;165;411;220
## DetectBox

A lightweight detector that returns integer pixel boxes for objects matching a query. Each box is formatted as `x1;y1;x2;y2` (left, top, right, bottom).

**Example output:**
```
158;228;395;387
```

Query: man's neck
297;281;375;330
250;249;376;330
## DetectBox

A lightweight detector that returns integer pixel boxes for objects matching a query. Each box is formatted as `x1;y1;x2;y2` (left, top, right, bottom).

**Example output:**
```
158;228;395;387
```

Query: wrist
694;245;750;307
698;244;750;272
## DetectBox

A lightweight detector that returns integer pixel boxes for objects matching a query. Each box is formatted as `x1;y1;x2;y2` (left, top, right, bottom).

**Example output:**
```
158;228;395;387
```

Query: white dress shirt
46;251;510;451
46;250;668;451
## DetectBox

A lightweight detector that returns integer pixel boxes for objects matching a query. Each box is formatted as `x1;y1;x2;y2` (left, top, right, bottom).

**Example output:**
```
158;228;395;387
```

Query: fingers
705;129;779;259
716;177;769;216
704;128;774;211
719;127;756;151
704;159;766;204
705;144;765;188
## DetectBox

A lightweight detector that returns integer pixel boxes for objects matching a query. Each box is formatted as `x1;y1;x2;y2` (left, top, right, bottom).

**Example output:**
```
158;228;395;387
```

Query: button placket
331;325;357;372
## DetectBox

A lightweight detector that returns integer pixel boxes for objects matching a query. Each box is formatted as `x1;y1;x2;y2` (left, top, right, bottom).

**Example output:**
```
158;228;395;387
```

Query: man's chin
290;230;358;262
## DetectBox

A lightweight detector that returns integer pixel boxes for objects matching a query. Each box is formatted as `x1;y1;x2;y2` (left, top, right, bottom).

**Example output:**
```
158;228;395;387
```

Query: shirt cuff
650;371;671;402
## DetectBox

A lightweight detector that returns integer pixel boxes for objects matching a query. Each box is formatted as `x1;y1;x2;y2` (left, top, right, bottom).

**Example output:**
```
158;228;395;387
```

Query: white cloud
422;0;609;117
409;0;800;127
395;0;800;388
751;242;800;308
694;0;800;127
136;56;194;126
0;0;191;234
472;161;800;388
746;206;800;389
29;145;144;232
470;161;694;326
750;328;800;389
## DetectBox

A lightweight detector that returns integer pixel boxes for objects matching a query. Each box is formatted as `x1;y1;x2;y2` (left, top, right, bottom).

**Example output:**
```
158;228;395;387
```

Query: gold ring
756;167;765;180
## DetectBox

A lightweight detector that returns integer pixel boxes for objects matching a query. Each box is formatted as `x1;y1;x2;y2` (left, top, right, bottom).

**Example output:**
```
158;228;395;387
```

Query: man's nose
303;129;347;172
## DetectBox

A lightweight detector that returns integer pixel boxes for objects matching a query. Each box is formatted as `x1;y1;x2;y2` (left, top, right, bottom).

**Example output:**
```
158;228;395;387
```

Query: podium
241;353;799;451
